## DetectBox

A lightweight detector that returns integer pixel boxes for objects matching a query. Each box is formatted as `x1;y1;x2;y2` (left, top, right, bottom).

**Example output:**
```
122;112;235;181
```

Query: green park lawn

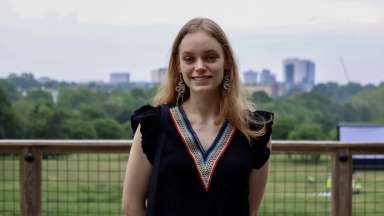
1;154;383;216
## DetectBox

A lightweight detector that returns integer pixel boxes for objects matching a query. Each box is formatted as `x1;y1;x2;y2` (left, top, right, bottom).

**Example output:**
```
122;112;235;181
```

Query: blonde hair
153;17;265;140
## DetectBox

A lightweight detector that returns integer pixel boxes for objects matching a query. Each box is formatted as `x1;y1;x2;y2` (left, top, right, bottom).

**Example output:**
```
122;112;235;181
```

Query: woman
122;17;273;216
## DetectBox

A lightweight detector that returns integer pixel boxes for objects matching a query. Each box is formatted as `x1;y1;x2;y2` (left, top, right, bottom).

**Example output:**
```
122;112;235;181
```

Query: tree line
1;73;383;140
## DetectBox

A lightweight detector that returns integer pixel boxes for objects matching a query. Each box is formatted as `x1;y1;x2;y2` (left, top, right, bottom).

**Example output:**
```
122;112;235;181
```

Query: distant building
47;88;59;103
245;84;278;97
243;68;281;96
275;82;288;97
37;76;54;84
283;58;315;92
150;67;167;84
260;69;276;85
110;72;130;85
302;61;315;91
243;70;258;85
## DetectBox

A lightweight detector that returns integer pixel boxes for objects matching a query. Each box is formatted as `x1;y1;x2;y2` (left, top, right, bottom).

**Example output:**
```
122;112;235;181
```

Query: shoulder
131;104;166;133
130;104;168;164
248;110;274;130
248;110;274;169
251;110;274;123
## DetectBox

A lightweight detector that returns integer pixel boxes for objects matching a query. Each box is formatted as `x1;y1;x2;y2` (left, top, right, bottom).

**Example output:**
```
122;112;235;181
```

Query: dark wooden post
332;149;352;216
20;147;42;216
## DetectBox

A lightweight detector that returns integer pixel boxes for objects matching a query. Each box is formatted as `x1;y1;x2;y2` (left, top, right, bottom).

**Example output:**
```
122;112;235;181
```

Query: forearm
250;212;258;216
122;127;151;216
122;183;147;216
249;161;269;215
124;202;146;216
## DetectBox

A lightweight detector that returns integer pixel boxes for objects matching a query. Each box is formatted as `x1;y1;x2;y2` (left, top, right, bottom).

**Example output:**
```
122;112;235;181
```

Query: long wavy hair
153;17;265;140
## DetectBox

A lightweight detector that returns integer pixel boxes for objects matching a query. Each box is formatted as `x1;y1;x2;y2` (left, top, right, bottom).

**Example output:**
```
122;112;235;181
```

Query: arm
249;140;271;216
122;125;152;216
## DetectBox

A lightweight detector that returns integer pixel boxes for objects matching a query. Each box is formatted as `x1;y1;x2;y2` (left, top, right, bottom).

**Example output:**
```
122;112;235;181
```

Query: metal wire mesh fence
1;141;384;216
42;153;127;216
260;154;332;215
352;155;384;216
0;154;20;216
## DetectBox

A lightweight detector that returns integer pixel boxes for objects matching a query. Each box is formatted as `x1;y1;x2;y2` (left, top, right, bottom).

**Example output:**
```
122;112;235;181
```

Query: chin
189;85;220;94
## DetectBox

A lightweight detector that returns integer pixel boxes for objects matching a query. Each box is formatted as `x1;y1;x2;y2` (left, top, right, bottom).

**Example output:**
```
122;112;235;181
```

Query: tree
63;119;97;139
349;85;384;122
79;105;106;120
7;72;40;90
0;79;20;102
58;88;107;109
26;103;71;139
251;91;272;103
92;118;124;139
272;115;296;140
129;88;154;105
312;82;363;103
288;123;328;162
122;121;133;139
0;88;22;138
289;92;331;111
25;89;53;104
288;123;328;140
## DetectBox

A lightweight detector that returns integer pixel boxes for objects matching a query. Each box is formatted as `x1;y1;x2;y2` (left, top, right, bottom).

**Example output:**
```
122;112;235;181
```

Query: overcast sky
1;0;384;84
6;0;384;28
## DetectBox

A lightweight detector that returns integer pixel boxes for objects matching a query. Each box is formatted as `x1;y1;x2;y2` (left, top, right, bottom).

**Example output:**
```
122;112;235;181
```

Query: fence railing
1;140;384;216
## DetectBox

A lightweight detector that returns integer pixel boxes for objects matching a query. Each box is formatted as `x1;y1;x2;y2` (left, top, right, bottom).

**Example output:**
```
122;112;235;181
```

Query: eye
182;56;194;63
206;55;218;63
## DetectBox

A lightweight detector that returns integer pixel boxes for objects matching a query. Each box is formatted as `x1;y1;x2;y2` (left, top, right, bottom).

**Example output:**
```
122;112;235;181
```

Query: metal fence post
20;147;42;216
332;149;352;216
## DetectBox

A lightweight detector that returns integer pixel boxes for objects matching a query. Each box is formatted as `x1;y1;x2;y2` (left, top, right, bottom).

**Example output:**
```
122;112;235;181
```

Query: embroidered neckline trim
169;106;236;191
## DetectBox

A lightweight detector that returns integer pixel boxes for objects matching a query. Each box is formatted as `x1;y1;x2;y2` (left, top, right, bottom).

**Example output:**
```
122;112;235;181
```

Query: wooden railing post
20;147;42;216
332;149;352;216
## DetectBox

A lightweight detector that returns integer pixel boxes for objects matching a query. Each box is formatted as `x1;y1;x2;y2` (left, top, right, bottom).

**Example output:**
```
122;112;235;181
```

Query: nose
195;58;206;72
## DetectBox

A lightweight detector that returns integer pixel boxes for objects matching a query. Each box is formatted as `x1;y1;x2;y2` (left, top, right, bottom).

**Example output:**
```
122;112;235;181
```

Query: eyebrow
181;49;220;55
205;49;220;54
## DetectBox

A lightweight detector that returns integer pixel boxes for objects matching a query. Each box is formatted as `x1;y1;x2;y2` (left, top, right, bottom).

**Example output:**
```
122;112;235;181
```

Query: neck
182;90;221;123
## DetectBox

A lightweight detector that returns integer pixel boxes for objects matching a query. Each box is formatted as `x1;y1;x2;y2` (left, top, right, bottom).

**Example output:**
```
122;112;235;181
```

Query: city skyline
1;0;383;84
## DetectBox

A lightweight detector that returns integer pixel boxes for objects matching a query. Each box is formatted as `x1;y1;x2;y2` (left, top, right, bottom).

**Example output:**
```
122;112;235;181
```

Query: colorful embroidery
169;106;236;191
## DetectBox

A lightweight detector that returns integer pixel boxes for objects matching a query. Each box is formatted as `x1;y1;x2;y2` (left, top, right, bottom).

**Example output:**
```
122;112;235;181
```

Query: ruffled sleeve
250;111;274;169
131;105;161;164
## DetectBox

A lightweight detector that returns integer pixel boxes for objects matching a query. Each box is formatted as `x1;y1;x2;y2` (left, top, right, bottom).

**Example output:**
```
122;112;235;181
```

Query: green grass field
1;154;384;215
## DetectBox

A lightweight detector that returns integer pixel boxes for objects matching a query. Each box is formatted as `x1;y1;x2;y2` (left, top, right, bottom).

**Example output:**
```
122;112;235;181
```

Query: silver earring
223;72;231;92
176;73;185;105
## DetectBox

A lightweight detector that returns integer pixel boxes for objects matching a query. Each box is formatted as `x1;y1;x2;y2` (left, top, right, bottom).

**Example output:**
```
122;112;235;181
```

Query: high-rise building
151;67;167;84
283;58;315;91
243;70;258;85
110;72;130;85
260;69;276;85
284;63;295;89
302;61;315;91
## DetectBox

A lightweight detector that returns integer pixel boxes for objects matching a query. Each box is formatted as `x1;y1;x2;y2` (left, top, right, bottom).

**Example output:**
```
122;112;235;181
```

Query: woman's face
178;31;226;95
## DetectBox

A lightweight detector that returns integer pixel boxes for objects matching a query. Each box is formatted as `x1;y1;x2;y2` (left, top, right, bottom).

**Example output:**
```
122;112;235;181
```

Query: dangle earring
175;73;185;105
223;71;231;92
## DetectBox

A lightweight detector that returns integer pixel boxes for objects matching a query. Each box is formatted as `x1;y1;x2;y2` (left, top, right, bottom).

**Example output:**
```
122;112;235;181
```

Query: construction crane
339;57;350;83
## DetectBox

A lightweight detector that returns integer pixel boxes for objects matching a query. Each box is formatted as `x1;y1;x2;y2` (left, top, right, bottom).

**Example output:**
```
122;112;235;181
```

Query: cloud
8;0;384;28
0;0;17;23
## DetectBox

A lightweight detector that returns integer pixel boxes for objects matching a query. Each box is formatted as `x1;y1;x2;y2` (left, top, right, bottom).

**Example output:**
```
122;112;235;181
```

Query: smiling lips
191;75;213;81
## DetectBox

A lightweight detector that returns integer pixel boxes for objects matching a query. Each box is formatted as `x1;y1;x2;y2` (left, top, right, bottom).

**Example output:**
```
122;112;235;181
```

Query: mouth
191;75;212;81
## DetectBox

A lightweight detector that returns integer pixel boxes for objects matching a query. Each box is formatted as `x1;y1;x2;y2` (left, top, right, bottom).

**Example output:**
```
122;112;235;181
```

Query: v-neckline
178;105;227;159
169;106;236;191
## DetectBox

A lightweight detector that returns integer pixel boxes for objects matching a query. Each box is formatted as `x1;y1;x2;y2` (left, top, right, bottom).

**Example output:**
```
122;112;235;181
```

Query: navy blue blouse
131;105;273;216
